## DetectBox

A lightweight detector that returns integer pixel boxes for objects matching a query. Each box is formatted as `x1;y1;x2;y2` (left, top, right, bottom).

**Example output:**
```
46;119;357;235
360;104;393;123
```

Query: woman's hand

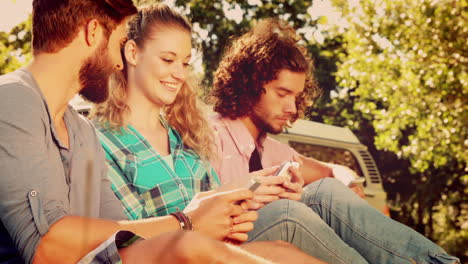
247;174;287;209
183;189;257;243
227;210;258;242
218;167;285;210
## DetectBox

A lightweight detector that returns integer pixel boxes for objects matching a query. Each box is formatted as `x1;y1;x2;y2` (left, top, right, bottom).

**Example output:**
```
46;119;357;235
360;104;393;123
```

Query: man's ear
84;19;103;47
124;40;138;67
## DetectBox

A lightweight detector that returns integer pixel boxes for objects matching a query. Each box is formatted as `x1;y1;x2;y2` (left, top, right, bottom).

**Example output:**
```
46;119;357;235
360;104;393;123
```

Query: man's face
250;69;306;134
79;22;127;103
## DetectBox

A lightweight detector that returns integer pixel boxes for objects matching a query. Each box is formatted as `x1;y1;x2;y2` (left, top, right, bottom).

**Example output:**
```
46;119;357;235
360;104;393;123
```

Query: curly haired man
210;19;459;264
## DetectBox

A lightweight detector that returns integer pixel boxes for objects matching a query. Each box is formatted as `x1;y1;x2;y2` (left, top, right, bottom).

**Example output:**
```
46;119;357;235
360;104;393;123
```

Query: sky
0;0;32;32
0;0;179;32
0;0;341;33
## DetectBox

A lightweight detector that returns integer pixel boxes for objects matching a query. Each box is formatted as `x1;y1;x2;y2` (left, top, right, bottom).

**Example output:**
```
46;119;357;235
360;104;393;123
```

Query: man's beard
250;109;285;135
78;41;115;103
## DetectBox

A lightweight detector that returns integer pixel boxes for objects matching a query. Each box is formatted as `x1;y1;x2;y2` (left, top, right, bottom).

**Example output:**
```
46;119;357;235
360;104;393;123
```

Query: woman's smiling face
131;26;192;107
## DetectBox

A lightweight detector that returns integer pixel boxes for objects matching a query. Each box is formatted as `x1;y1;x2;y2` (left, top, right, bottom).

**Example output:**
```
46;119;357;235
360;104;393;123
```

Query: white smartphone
275;161;300;178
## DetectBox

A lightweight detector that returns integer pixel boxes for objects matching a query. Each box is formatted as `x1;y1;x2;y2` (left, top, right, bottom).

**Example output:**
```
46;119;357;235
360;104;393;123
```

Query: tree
173;0;340;101
0;16;32;75
331;0;467;259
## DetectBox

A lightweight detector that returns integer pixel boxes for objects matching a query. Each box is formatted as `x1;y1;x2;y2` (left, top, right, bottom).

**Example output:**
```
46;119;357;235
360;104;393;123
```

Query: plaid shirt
96;120;220;220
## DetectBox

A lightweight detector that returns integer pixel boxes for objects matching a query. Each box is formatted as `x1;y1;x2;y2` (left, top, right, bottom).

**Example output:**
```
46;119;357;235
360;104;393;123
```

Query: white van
270;119;389;215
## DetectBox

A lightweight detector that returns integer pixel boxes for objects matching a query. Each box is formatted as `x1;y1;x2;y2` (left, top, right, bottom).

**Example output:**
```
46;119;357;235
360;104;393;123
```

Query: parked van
270;119;389;215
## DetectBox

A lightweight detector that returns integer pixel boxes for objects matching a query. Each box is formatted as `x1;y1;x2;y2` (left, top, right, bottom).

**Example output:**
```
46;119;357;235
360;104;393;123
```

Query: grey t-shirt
0;69;126;263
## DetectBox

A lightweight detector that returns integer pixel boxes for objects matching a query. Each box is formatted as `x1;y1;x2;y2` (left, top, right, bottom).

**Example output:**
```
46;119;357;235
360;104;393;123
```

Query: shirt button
30;190;37;197
129;163;135;167
179;184;184;188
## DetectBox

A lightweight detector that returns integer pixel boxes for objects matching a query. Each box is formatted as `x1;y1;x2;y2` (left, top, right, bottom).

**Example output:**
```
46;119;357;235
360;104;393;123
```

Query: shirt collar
20;68;74;150
221;117;267;158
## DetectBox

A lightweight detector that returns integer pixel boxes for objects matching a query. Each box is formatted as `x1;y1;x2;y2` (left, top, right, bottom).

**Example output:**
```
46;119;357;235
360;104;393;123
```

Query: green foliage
336;0;467;172
332;0;467;259
0;16;32;75
171;0;340;97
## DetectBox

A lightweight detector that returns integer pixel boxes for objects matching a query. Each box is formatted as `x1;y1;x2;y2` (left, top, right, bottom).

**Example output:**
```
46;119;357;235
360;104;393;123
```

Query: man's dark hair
32;0;137;54
211;19;321;122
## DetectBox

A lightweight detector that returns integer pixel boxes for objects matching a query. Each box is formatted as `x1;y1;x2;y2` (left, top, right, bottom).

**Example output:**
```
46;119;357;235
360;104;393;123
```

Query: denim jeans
249;178;460;264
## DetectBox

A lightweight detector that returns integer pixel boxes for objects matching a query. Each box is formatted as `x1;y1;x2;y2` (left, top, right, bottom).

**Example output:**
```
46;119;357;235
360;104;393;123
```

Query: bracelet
179;211;194;231
170;210;194;231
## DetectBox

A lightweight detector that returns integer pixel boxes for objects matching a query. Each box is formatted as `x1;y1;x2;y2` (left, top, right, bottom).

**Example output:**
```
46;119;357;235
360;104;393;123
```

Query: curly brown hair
211;19;321;123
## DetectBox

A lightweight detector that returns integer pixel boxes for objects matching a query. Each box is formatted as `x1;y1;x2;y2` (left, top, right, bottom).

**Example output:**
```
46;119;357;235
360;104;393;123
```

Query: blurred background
1;0;466;261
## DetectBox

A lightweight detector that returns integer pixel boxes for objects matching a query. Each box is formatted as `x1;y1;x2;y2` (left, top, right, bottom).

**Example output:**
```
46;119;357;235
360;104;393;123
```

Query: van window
289;141;364;184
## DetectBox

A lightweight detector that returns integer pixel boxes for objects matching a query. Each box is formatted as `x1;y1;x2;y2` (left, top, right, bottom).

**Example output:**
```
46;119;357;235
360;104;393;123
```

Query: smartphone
234;178;261;205
247;178;262;191
275;161;300;178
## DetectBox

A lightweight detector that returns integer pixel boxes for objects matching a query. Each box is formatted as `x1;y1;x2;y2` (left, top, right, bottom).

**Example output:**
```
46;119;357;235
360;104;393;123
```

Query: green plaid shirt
95;120;220;220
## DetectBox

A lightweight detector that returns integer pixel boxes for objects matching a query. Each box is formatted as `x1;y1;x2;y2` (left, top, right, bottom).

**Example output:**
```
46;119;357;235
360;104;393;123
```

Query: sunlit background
0;1;31;32
0;0;466;261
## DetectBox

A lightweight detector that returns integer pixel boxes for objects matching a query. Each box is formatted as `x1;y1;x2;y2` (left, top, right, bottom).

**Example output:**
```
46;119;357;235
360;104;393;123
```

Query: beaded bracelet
170;210;194;231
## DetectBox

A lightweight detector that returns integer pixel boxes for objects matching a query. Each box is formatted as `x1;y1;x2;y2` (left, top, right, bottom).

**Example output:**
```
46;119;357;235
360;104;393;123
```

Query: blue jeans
248;178;460;264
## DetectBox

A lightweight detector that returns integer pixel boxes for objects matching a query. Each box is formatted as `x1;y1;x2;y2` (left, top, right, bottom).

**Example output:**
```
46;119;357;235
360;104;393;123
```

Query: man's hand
245;158;307;209
278;155;305;201
183;189;257;242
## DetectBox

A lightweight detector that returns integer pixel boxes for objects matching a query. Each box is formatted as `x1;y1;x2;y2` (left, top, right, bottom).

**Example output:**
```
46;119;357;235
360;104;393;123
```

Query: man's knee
258;199;310;222
258;199;322;227
310;177;348;192
303;177;352;202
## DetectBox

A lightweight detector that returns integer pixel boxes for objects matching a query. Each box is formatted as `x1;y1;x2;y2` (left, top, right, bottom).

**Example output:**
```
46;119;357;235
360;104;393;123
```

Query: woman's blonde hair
91;3;216;161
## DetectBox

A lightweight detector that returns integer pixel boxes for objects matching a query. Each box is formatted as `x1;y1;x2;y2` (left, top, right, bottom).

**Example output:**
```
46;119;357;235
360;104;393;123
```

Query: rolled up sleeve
0;83;69;263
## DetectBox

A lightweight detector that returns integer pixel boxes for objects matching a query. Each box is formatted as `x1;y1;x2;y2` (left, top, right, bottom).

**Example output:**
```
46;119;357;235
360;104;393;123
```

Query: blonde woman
91;4;334;264
92;3;265;243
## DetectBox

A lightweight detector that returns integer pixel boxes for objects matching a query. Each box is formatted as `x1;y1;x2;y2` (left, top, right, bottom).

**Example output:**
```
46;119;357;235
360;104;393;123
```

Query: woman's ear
124;40;138;67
